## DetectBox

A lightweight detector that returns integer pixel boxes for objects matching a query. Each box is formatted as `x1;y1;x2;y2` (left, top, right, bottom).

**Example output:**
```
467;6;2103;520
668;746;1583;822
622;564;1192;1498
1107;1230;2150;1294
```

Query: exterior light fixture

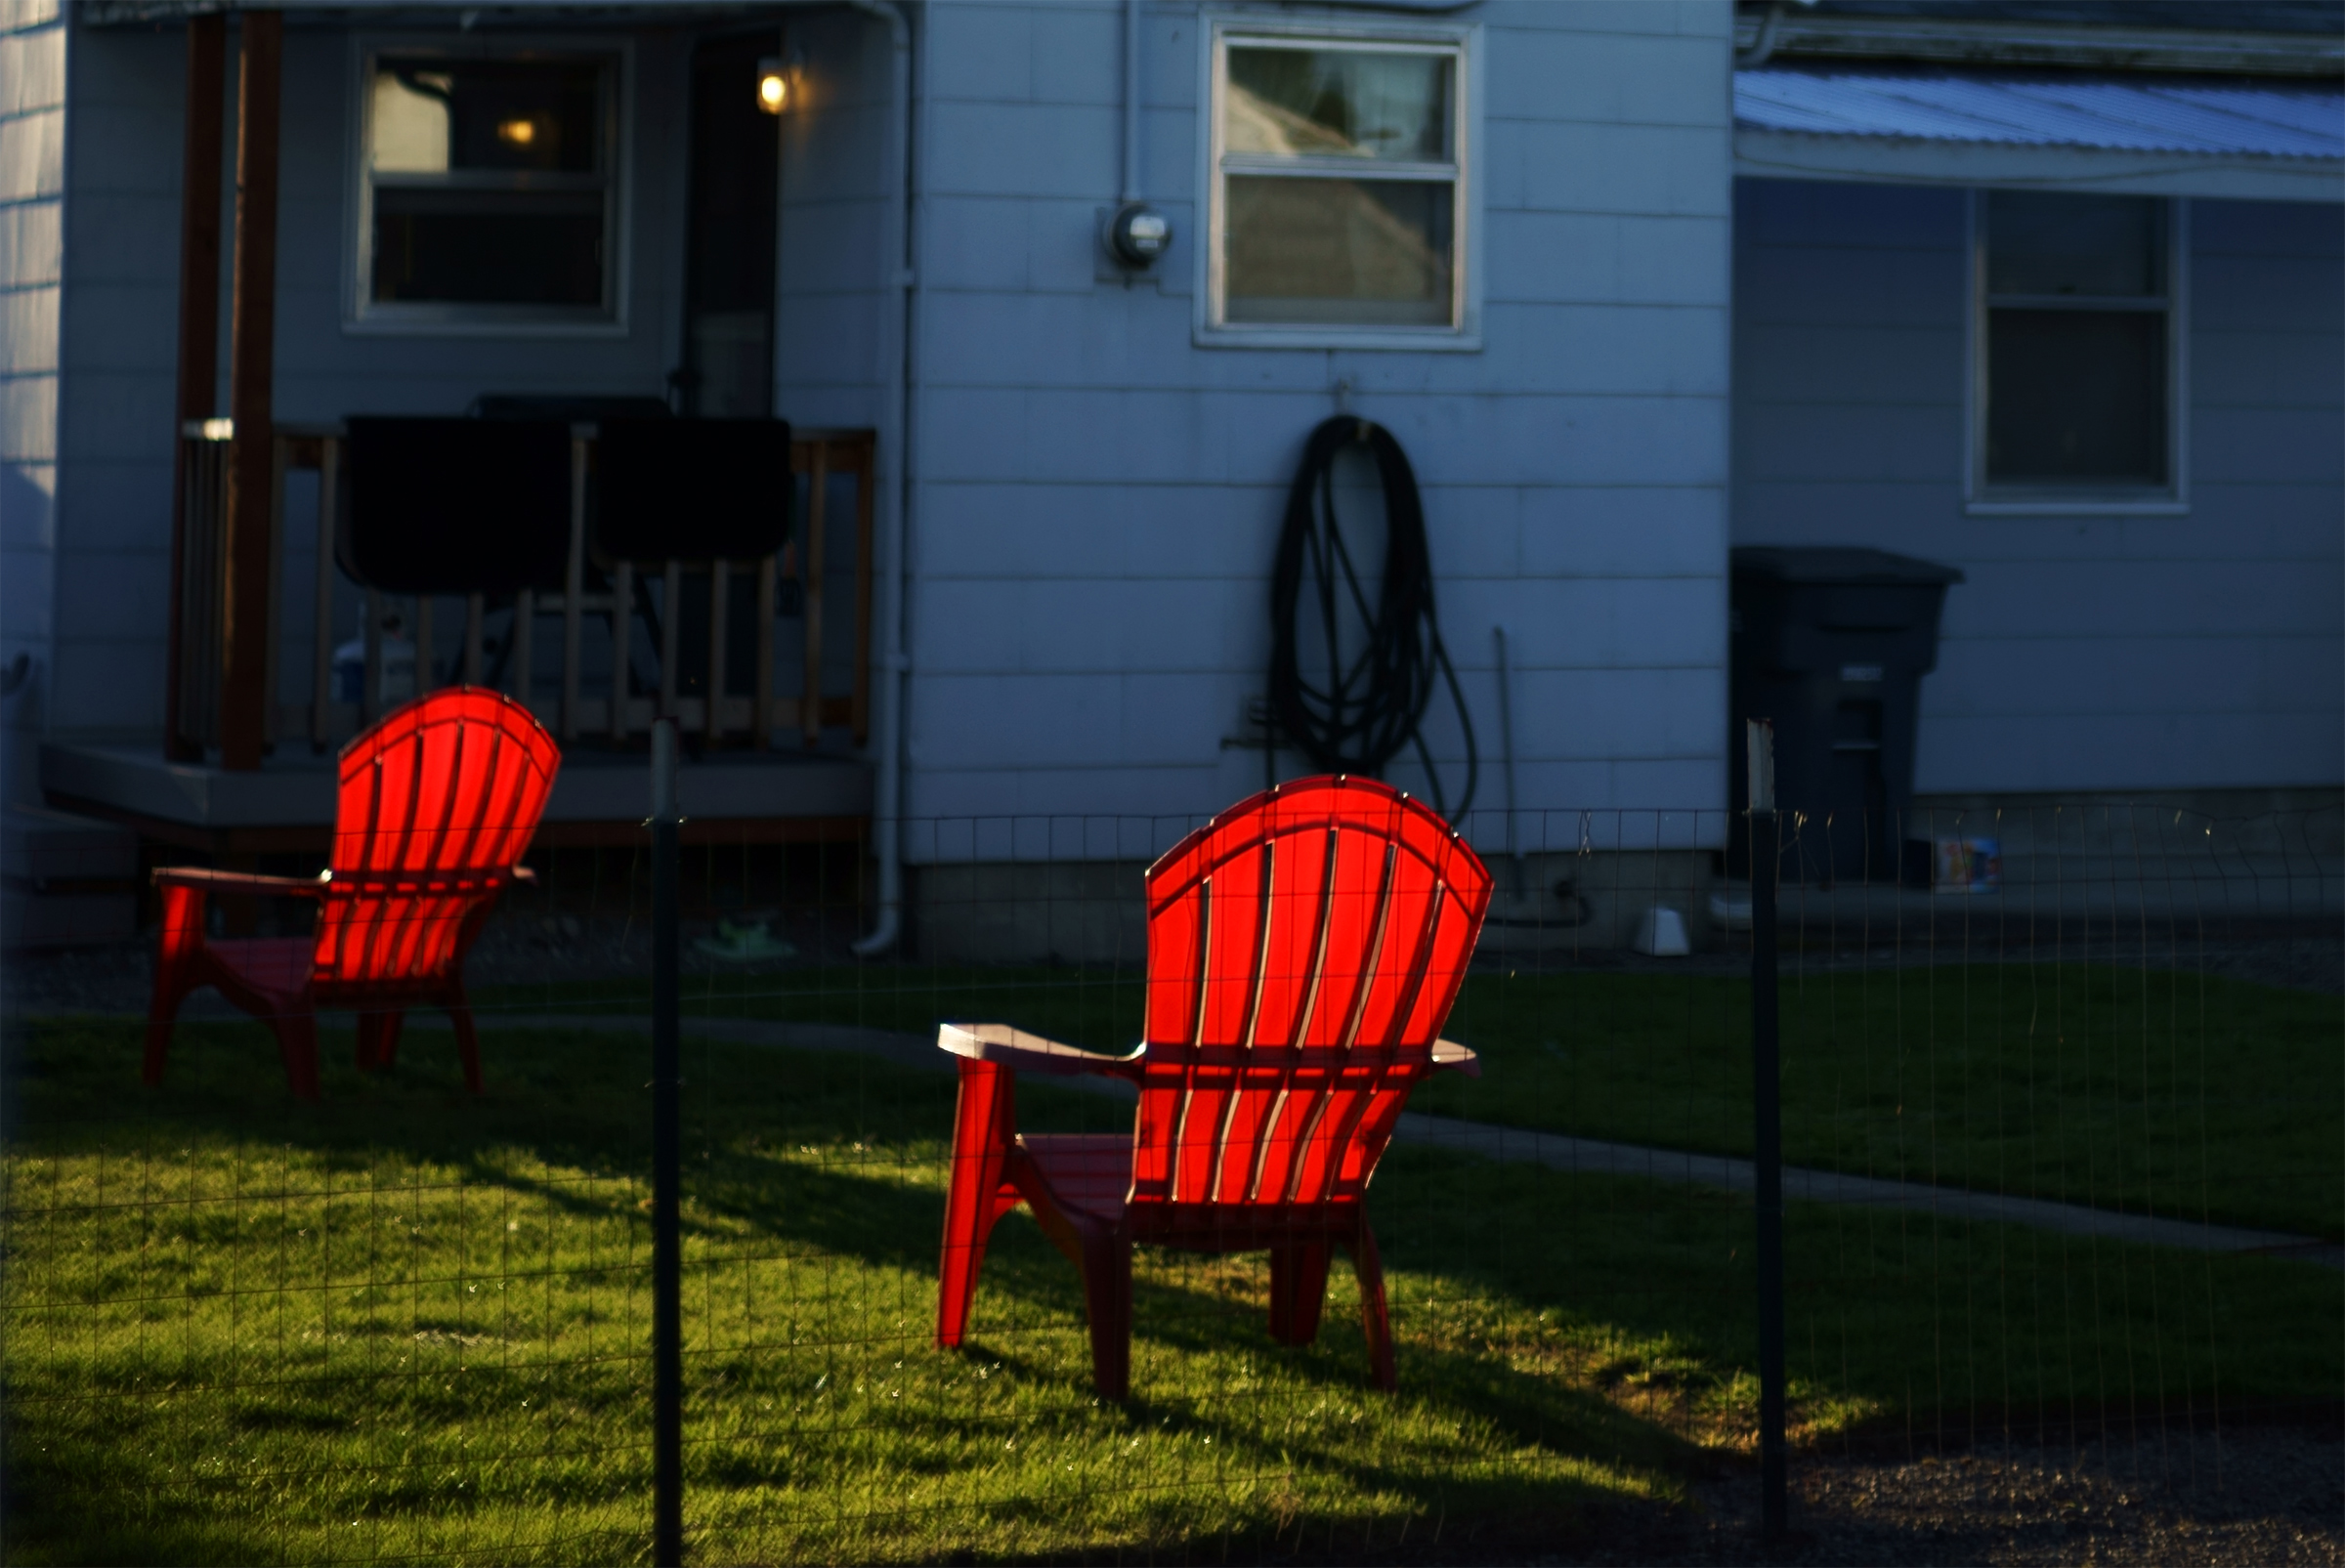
495;116;537;147
1104;201;1171;269
756;57;789;114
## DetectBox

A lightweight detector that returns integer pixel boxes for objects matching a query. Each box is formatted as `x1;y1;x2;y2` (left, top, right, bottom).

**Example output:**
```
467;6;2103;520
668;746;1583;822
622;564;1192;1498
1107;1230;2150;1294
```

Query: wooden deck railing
171;422;874;756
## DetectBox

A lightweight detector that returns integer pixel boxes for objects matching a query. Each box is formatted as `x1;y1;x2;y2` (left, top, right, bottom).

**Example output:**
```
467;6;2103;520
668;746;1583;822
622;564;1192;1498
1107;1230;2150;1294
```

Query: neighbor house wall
1732;176;2345;795
46;15;696;745
1;0;65;803
899;0;1736;856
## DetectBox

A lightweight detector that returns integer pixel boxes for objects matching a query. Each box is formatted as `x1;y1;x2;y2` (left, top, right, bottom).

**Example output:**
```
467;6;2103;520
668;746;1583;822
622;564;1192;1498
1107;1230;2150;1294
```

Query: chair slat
1206;839;1281;1203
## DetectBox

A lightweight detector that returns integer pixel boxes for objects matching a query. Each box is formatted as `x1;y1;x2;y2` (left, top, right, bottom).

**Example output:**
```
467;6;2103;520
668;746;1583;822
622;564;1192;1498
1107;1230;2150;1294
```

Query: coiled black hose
1269;416;1476;821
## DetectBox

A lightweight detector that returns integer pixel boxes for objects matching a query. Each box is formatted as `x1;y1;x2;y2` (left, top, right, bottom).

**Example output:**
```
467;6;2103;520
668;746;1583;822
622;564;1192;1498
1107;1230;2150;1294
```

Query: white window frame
1964;190;2189;516
1196;14;1482;352
345;36;633;338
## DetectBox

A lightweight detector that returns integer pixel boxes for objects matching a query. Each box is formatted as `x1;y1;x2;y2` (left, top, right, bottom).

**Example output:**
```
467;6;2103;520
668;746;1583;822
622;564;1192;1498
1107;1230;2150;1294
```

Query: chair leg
1268;1241;1333;1346
355;1009;407;1074
144;883;208;1086
938;1059;1016;1349
1079;1226;1133;1402
268;1009;322;1101
1346;1222;1397;1393
445;994;481;1093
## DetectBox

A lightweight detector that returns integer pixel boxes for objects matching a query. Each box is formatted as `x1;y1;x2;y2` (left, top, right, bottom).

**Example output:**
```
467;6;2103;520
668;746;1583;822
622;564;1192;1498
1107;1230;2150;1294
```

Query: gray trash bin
1728;546;1963;883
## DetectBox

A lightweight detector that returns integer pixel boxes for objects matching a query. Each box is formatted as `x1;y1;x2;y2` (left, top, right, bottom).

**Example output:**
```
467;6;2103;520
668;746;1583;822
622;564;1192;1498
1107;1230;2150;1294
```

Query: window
1203;23;1475;347
355;47;623;330
1972;191;2183;510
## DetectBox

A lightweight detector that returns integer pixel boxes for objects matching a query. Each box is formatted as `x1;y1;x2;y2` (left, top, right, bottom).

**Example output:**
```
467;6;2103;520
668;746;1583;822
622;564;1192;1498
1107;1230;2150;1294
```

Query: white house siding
899;0;1735;854
774;7;895;438
0;0;64;802
1732;176;2345;795
45;17;693;744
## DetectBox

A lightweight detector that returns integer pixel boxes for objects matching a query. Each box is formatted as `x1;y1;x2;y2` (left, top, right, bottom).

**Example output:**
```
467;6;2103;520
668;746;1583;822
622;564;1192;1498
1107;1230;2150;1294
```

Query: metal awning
1735;65;2345;201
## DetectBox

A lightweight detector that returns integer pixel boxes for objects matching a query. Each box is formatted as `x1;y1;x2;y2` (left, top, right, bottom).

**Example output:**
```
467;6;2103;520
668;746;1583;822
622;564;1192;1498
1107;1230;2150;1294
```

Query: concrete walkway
1388;1113;2342;1267
423;1008;2341;1270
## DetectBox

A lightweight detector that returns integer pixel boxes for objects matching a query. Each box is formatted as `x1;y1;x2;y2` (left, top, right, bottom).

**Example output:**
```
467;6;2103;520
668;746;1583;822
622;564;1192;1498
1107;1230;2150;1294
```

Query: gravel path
1657;1425;2345;1566
1260;1426;2344;1564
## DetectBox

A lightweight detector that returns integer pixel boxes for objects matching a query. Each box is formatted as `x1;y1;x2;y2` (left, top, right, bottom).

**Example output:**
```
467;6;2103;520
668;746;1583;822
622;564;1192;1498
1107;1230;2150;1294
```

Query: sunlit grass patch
5;1015;2337;1565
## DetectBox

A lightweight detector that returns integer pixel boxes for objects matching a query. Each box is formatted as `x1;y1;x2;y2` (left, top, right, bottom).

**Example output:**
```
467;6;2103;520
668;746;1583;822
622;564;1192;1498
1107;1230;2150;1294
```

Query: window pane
1986;309;2166;485
371;60;603;175
374;191;604;306
1225;176;1453;326
1226;48;1450;162
1987;192;2163;297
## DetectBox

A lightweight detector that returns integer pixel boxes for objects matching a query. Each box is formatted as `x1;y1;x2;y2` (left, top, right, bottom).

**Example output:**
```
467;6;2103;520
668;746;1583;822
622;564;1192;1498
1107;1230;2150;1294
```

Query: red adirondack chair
935;775;1492;1398
145;688;562;1099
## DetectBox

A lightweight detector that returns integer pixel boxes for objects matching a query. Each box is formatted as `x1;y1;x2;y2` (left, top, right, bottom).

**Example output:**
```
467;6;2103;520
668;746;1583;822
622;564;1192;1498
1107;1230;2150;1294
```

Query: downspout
1122;0;1141;204
1736;3;1784;67
850;0;915;957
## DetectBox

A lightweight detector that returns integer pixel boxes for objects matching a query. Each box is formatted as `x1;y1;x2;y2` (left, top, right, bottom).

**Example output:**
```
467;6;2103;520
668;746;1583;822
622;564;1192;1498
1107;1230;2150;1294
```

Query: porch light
756;58;789;114
495;116;538;147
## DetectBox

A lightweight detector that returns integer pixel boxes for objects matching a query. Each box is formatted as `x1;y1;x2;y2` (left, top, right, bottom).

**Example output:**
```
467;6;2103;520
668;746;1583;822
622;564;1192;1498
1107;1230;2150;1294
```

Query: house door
679;32;780;417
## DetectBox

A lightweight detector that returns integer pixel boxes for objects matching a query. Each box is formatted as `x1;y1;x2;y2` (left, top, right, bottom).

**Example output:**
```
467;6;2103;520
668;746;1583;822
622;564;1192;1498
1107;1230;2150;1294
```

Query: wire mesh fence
4;789;2339;1563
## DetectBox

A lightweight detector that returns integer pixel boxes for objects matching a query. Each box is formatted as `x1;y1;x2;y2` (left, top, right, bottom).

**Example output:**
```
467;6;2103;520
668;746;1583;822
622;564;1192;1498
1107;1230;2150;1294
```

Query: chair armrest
938;1022;1145;1081
152;866;327;898
1430;1038;1480;1078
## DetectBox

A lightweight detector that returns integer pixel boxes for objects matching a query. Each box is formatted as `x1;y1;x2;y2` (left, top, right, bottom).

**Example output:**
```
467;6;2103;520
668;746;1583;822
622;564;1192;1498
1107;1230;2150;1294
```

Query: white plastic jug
1631;906;1691;957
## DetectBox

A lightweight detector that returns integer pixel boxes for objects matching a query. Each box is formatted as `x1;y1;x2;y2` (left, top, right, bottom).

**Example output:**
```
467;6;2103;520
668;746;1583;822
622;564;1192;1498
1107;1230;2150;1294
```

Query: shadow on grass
474;958;2345;1241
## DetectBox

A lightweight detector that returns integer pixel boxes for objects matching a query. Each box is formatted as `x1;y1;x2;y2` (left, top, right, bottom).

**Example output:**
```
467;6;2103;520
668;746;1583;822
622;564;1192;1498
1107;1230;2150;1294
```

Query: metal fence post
650;718;683;1565
1747;718;1787;1536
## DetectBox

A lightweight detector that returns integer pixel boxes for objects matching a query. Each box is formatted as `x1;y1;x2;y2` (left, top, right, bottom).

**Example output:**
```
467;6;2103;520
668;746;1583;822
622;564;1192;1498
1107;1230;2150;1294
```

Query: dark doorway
680;32;781;417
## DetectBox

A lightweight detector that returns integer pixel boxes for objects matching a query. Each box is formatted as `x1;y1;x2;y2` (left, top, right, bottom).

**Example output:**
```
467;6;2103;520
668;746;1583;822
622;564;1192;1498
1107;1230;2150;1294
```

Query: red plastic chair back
1131;776;1490;1211
314;689;562;990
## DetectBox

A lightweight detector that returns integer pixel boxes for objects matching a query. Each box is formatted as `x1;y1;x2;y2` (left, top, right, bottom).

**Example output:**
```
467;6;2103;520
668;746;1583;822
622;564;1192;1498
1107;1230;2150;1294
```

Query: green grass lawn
480;960;2344;1241
6;1016;2338;1565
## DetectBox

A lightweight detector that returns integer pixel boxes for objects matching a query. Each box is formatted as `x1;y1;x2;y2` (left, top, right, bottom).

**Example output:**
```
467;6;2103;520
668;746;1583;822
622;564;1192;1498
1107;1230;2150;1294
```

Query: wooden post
414;596;436;693
309;436;337;748
511;589;534;711
166;14;226;762
851;435;874;745
801;442;828;747
753;556;776;749
660;562;682;721
263;432;286;744
562;435;587;740
706;560;728;739
218;9;281;771
463;593;484;685
362;587;382;722
611;560;633;741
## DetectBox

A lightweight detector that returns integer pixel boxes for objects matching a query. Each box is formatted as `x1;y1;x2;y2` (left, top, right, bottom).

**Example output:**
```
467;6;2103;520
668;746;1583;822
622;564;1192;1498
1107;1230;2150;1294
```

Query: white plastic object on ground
1632;906;1691;957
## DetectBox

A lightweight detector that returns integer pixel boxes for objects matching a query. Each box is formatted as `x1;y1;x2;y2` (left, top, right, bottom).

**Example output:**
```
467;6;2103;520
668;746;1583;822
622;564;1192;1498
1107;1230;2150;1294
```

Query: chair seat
1019;1134;1368;1249
206;938;451;1009
1018;1134;1133;1222
207;937;316;1001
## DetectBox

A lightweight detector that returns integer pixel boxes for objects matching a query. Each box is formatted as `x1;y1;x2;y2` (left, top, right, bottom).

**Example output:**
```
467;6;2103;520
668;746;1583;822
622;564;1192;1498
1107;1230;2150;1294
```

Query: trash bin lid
1731;546;1964;586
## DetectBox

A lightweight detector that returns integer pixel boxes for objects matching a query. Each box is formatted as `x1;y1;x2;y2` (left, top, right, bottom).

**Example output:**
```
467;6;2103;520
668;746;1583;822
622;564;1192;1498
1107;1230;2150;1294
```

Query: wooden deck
42;740;871;855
